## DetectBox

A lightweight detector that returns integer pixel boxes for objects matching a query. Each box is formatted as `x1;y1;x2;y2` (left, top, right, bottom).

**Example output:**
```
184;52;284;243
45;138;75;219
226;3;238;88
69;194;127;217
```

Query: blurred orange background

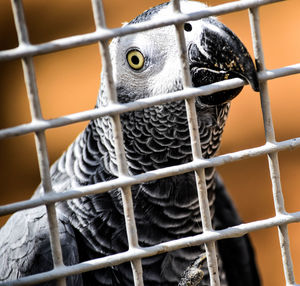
0;0;299;285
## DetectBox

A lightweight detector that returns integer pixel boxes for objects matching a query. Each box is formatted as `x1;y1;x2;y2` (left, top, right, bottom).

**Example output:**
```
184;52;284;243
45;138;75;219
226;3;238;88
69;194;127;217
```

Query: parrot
0;1;261;285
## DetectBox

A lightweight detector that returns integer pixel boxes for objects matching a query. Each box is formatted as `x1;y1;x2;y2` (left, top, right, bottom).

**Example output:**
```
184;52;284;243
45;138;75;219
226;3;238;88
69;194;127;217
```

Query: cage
0;0;300;285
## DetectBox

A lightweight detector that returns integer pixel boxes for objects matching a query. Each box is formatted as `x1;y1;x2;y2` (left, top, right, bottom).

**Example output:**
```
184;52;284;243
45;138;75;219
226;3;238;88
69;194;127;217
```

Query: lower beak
189;18;259;105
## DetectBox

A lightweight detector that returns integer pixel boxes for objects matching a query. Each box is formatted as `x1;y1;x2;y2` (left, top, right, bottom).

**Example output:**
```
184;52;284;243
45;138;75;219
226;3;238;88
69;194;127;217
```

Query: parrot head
104;1;259;107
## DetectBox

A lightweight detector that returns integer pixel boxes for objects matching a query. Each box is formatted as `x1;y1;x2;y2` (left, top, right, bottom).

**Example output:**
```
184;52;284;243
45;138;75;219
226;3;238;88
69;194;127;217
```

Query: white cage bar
172;0;220;284
1;0;300;285
90;0;144;285
248;6;296;285
10;0;67;285
0;63;299;140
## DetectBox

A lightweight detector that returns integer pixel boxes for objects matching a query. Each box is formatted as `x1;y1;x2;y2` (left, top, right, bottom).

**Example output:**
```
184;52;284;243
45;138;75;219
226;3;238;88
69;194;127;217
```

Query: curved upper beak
188;18;259;105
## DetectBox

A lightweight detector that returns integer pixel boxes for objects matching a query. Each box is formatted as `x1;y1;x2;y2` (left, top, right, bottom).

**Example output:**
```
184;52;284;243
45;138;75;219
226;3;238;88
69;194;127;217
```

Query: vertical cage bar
10;1;66;285
248;7;295;285
171;1;220;285
91;0;144;285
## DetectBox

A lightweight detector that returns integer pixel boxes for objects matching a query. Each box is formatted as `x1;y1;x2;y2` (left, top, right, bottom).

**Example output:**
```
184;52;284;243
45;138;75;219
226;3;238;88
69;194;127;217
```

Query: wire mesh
0;0;299;285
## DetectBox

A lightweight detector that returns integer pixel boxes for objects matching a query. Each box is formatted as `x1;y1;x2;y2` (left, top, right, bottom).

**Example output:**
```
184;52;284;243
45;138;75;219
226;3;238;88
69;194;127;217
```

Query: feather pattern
43;98;230;285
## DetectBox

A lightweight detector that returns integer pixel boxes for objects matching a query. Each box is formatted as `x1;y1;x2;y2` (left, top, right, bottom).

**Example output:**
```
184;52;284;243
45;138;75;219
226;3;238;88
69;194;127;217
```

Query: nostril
184;23;192;32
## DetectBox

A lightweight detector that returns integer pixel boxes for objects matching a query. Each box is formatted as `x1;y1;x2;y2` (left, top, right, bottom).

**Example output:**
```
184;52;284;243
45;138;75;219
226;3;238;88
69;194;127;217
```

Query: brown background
0;0;299;285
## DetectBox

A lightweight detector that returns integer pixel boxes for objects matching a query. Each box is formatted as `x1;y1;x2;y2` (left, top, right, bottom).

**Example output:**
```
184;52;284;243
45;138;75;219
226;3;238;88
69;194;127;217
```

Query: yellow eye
126;50;145;70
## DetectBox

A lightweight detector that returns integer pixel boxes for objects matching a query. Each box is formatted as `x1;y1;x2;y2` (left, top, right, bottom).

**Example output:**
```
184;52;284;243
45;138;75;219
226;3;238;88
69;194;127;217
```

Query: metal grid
0;0;300;285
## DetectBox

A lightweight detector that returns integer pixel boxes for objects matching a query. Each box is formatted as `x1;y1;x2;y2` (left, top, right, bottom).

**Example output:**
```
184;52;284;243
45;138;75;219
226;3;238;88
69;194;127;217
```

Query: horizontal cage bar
0;0;284;62
0;63;299;140
1;138;300;217
1;211;300;286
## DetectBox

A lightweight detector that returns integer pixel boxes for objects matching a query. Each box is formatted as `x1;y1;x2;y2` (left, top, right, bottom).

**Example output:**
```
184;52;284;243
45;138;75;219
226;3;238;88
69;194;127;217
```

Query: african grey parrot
0;1;261;285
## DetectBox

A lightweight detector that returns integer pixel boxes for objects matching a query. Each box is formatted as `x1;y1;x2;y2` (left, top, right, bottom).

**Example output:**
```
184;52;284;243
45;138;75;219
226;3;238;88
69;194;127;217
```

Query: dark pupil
184;23;192;32
131;55;140;65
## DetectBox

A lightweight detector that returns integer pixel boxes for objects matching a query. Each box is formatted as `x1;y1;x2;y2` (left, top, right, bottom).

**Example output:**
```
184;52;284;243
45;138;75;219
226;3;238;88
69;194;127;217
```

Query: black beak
188;18;259;105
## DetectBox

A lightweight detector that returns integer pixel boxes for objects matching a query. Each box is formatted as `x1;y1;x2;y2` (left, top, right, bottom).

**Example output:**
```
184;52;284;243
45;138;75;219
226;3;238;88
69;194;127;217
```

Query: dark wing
214;174;261;286
0;206;82;285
